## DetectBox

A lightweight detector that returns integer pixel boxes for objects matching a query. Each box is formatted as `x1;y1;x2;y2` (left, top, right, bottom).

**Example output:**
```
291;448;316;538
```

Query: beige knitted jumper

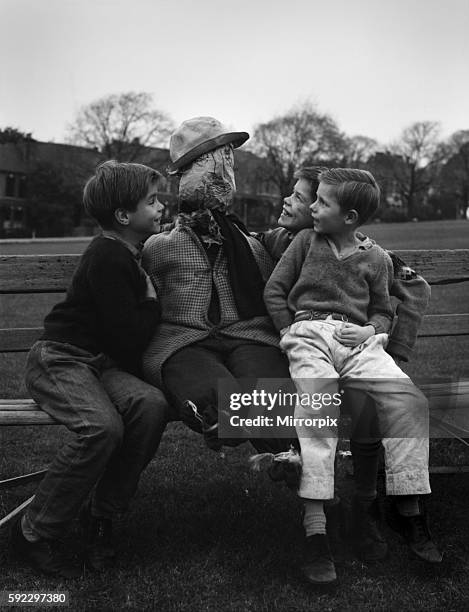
264;228;394;334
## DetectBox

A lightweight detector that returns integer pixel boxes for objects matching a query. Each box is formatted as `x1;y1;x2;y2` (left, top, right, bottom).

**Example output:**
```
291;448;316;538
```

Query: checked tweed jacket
141;225;280;387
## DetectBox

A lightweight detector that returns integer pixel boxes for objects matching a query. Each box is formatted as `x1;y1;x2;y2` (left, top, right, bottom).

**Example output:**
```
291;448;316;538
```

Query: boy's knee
133;387;171;425
86;417;124;450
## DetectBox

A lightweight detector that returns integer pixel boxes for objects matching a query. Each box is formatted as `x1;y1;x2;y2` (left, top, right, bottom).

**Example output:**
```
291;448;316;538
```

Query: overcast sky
1;0;468;147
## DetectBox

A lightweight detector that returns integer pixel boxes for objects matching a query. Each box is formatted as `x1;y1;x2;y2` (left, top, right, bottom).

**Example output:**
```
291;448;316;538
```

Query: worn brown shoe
300;534;337;585
10;515;81;579
388;506;443;563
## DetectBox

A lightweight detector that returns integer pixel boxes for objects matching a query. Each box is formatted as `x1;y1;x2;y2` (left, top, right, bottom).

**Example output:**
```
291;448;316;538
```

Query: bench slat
396;249;469;284
1;313;468;354
0;401;57;425
1;251;469;294
419;314;469;337
0;411;57;425
0;328;43;352
1;381;467;426
0;255;77;293
0;400;38;409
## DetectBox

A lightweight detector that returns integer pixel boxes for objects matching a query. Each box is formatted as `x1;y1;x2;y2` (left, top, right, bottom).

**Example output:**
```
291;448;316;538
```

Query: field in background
361;218;469;250
1;220;469;610
1;219;468;255
0;237;92;255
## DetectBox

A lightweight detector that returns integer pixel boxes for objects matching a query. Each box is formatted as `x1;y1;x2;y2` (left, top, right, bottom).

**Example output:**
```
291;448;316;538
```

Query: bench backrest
1;250;469;353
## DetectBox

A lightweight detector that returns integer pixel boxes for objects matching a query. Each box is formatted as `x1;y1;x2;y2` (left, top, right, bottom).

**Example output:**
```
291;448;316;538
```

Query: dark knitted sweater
42;235;160;376
264;229;394;333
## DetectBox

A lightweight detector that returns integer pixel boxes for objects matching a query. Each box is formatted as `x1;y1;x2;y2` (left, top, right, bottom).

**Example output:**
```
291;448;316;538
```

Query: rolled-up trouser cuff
385;469;431;496
298;475;335;500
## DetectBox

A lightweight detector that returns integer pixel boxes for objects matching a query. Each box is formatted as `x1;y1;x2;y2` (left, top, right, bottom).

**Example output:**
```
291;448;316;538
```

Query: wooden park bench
1;250;469;527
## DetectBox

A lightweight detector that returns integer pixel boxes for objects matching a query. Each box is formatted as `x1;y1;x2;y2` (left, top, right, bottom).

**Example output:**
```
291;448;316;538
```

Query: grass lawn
361;218;469;250
1;220;469;611
1;427;469;611
1;218;468;254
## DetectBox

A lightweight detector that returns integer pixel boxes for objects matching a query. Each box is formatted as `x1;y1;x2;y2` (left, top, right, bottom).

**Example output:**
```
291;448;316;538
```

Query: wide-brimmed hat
168;116;249;174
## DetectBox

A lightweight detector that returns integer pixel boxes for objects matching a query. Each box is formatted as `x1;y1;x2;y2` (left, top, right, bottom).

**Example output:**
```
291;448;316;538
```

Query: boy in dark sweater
12;161;169;577
264;168;441;585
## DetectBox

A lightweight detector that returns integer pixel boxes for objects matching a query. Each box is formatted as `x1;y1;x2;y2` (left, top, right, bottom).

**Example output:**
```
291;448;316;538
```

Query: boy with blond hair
264;168;441;585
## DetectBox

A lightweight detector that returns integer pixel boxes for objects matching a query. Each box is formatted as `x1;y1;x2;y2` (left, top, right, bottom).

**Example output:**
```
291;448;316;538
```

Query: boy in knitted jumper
264;168;441;585
257;167;432;564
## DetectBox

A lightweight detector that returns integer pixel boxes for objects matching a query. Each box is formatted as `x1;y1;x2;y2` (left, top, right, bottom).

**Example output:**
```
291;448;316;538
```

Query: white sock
303;500;327;536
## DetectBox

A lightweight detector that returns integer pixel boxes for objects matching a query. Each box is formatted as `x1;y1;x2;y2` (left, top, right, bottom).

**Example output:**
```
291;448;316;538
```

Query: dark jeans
162;334;295;454
24;341;170;539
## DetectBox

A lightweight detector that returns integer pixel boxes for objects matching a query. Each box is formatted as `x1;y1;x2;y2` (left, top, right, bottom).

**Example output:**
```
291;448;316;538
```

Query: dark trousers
162;334;294;454
24;341;170;539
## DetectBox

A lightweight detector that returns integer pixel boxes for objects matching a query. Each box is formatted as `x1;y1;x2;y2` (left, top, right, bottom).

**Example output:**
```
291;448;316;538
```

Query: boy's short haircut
318;168;380;225
83;160;162;228
294;166;329;197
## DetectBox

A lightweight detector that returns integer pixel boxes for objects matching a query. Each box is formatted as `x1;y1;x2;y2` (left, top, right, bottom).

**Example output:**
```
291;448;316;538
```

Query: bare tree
344;135;379;167
387;121;447;218
66;92;175;161
440;130;469;217
249;103;347;199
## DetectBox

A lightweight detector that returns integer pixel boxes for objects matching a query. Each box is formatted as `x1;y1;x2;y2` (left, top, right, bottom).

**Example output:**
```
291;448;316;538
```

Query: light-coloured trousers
280;319;430;500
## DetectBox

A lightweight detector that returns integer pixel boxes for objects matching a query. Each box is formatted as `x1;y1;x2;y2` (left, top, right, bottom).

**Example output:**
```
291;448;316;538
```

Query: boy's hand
333;323;375;347
144;273;157;300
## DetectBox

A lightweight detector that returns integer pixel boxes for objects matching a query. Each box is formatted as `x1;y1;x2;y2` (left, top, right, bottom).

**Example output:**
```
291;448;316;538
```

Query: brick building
0;140;278;237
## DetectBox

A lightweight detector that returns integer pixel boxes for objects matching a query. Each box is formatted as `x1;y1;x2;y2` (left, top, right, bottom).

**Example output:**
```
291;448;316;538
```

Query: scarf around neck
176;145;267;319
